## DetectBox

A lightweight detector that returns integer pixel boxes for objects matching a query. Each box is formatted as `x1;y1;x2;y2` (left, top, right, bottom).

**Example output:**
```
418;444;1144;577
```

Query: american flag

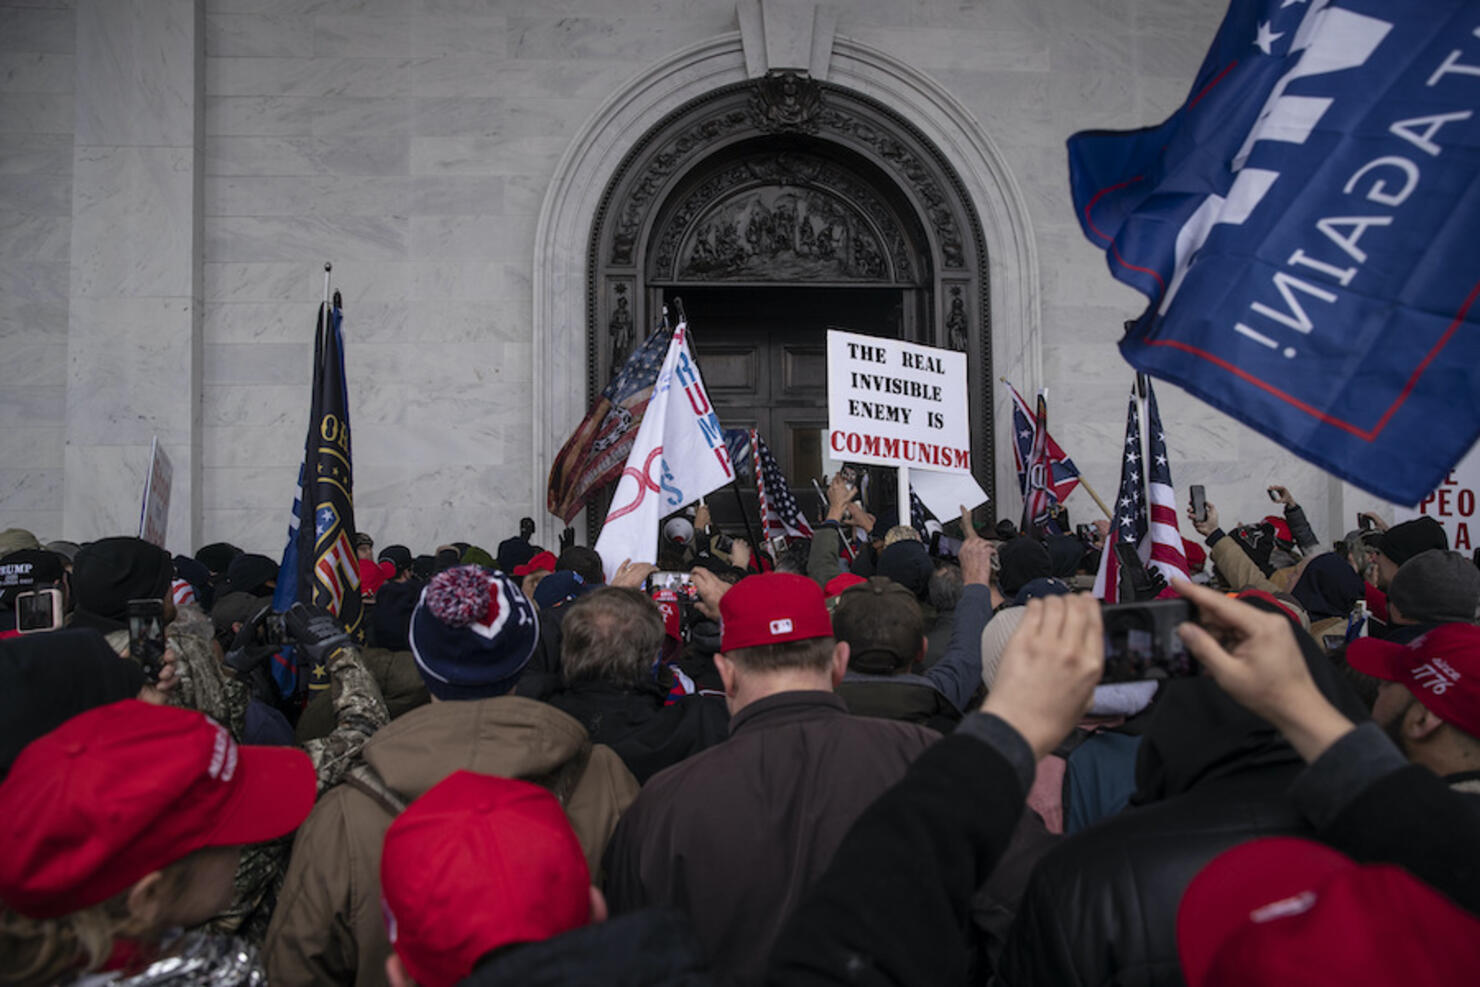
1008;380;1082;510
908;488;935;540
752;430;814;540
1093;378;1190;601
723;428;753;482
547;324;674;523
1143;380;1191;591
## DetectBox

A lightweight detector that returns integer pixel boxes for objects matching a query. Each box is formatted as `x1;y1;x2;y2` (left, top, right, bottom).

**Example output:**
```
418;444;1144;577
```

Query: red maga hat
719;573;833;652
0;699;315;918
1178;837;1480;987
1346;623;1480;737
512;551;558;577
381;771;590;987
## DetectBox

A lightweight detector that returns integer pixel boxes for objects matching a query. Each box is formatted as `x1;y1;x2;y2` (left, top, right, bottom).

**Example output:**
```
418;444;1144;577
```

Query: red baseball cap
381;771;590;987
719;573;833;652
1261;515;1294;545
824;572;867;598
0;699;315;918
1346;623;1480;736
512;551;558;577
1178;837;1480;987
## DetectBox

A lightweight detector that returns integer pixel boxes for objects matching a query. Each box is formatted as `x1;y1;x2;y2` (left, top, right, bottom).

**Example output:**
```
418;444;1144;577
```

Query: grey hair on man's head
559;586;666;689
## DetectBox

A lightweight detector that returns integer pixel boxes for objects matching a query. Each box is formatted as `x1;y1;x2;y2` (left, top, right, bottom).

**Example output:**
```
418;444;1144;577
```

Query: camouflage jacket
115;606;391;943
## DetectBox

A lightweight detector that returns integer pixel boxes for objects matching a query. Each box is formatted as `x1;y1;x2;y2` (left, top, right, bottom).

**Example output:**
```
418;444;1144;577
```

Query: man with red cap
1347;621;1480;795
602;571;940;986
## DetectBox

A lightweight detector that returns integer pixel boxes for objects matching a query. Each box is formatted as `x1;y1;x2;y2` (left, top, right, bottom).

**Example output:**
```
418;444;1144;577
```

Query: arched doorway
585;73;993;536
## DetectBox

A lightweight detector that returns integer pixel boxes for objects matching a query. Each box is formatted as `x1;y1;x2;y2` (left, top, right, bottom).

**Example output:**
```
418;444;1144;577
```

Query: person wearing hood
994;596;1369;987
1289;553;1365;649
263;565;636;987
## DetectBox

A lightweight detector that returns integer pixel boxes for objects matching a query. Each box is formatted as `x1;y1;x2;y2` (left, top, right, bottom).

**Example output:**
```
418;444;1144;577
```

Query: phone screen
1101;599;1197;682
1190;485;1206;522
127;599;167;682
16;589;59;632
647;571;697;600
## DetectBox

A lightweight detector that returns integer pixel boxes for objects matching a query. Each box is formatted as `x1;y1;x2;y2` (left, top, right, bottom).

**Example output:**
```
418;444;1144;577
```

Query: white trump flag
595;322;734;578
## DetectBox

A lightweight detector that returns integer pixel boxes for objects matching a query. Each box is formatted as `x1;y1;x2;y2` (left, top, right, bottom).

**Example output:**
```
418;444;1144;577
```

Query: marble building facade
0;0;1380;556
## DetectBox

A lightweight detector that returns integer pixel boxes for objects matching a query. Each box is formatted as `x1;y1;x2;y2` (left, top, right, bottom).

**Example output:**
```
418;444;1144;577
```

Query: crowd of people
0;473;1477;986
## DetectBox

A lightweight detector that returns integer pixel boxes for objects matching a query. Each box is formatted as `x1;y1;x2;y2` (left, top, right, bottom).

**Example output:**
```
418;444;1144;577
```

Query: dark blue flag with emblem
278;300;361;692
1069;0;1480;505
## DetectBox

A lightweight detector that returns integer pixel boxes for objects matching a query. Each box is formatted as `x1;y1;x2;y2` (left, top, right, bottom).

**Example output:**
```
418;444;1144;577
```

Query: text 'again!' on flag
1068;0;1480;505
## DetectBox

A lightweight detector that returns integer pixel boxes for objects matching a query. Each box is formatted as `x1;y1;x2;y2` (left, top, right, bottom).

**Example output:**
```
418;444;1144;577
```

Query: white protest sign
910;467;989;521
1394;440;1480;553
138;437;173;549
826;329;971;475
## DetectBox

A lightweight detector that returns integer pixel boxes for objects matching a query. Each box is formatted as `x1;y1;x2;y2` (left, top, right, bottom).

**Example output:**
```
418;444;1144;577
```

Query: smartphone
647;571;697;601
1190;485;1207;523
15;587;63;633
1076;523;1094;542
1113;542;1154;602
1358;513;1373;531
1267;487;1280;502
1100;598;1197;682
127;598;167;683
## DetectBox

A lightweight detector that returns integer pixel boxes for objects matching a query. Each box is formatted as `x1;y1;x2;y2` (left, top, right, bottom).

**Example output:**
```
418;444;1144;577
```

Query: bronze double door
677;285;914;534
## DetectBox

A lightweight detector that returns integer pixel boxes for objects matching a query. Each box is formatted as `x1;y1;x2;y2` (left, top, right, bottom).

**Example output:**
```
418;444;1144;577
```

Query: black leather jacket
995;634;1369;987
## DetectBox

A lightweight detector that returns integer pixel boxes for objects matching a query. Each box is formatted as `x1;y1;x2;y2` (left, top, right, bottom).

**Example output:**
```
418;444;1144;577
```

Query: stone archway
532;24;1040;539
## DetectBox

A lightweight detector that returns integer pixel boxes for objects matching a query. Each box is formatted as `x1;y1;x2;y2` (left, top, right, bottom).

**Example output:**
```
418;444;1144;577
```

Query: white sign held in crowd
138;437;173;549
1394;441;1480;552
825;329;971;475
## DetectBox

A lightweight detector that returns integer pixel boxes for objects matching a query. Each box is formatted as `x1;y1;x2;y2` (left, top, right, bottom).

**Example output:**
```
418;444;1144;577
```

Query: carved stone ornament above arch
531;27;1041;541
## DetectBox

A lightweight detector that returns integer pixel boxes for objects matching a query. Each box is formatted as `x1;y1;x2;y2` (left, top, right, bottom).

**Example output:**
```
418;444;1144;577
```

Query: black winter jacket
458;909;711;986
545;680;729;784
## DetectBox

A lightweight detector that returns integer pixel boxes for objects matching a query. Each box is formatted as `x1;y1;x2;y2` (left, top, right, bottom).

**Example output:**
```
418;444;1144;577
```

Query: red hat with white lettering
1346;623;1480;736
1178;837;1480;987
381;771;590;987
720;573;833;651
0;699;315;918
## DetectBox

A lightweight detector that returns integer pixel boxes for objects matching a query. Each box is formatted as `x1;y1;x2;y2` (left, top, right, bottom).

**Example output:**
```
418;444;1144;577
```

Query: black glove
559;526;576;552
1139;566;1168;601
223;604;281;676
286;602;353;665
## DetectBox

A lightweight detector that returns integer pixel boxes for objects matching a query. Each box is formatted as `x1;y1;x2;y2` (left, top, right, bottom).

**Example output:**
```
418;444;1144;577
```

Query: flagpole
320;262;332;354
670;295;765;562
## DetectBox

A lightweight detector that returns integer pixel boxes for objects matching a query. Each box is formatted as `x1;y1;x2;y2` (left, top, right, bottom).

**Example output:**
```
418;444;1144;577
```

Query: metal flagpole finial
324;261;332;272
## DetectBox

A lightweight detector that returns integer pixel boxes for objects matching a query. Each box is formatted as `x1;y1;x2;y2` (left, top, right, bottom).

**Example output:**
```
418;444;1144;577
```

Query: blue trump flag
273;300;362;695
1068;0;1480;504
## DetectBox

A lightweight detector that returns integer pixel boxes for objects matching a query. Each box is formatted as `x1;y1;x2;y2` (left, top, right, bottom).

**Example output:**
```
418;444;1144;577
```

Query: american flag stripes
752;430;814;540
1093;391;1148;603
547;324;674;524
1093;378;1190;601
1143;381;1192;592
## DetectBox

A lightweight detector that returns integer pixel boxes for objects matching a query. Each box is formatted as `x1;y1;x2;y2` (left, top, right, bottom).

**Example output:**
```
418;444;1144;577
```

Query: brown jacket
602;690;939;986
262;696;639;987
